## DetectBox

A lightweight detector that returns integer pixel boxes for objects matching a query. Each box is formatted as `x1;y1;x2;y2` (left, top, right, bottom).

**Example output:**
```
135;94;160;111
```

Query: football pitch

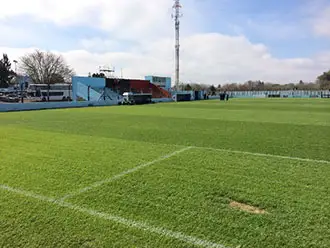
0;98;329;248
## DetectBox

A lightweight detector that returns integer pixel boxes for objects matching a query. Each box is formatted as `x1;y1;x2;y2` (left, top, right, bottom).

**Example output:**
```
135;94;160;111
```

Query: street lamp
13;60;18;75
13;60;18;89
12;60;23;103
12;60;18;97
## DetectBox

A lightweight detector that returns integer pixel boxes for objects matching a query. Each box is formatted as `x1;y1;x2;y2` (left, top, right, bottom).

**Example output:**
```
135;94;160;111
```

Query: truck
121;92;152;105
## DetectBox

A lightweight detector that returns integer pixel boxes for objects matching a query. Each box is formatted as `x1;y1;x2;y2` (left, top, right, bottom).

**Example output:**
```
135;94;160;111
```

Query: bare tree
20;50;74;101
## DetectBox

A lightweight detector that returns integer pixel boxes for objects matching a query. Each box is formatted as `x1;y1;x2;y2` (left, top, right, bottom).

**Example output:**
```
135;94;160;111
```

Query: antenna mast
172;0;182;89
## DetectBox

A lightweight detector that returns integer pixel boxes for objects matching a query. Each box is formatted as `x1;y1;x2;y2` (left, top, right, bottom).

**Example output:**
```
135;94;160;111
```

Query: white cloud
301;0;330;38
3;32;329;85
311;6;330;37
0;0;174;41
80;38;121;53
0;23;35;45
0;0;329;85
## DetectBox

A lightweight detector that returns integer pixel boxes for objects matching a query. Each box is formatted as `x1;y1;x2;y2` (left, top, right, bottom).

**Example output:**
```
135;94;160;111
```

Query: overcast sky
1;0;330;84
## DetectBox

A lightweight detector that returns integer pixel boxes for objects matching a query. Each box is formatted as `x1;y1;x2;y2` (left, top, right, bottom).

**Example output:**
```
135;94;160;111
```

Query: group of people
220;92;229;101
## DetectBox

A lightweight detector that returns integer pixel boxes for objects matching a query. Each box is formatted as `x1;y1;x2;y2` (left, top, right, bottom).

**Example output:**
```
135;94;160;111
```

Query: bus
27;84;72;101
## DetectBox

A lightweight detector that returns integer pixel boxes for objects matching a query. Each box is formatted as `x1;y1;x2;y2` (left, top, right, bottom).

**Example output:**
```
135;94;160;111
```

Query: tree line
177;75;330;95
218;79;330;92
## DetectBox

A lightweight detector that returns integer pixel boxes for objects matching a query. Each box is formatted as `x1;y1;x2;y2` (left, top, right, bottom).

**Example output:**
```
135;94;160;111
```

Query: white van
122;92;135;105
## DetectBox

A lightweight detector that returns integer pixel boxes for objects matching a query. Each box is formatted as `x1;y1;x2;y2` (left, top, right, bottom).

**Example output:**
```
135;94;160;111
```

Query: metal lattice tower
172;0;182;89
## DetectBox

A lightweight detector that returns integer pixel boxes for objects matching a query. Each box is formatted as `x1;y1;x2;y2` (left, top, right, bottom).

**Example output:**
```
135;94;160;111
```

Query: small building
145;76;171;91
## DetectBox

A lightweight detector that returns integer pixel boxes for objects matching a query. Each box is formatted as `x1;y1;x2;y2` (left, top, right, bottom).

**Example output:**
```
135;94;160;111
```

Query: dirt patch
229;201;267;214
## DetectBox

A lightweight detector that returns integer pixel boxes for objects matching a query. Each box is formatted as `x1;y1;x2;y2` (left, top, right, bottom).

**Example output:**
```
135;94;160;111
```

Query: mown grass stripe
0;184;231;248
59;147;193;201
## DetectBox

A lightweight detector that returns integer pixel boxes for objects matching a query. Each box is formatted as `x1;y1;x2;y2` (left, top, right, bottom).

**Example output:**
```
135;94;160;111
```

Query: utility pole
172;0;182;89
13;60;18;75
13;60;18;96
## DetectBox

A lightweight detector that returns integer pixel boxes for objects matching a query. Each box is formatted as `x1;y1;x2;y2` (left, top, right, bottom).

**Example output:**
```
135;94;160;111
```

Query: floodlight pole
172;0;182;90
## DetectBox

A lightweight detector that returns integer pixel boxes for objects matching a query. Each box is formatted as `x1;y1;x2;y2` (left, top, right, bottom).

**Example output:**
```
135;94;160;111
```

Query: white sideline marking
60;147;193;201
193;146;330;164
0;184;230;248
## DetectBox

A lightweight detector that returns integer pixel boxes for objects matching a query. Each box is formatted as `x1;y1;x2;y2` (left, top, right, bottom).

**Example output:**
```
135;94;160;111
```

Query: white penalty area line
60;145;329;202
192;146;330;164
59;146;193;201
0;184;231;248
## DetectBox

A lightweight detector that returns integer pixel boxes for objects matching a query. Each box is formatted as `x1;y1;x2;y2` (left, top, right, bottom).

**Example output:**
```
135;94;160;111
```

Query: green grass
0;98;330;248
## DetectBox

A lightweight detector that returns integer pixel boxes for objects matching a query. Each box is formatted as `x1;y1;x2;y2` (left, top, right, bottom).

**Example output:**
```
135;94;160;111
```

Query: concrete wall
0;101;117;112
165;77;171;90
144;76;152;82
72;76;106;88
229;90;330;98
72;76;106;101
145;75;171;91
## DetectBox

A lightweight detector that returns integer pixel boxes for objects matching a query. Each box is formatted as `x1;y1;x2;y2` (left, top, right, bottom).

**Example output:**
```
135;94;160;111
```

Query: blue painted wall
0;101;116;112
165;77;171;90
229;90;330;98
145;75;171;91
72;76;106;101
72;76;105;88
144;76;153;82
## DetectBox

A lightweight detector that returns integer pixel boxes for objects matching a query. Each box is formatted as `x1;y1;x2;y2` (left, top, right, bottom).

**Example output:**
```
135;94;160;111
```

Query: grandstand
72;76;171;103
105;78;171;98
